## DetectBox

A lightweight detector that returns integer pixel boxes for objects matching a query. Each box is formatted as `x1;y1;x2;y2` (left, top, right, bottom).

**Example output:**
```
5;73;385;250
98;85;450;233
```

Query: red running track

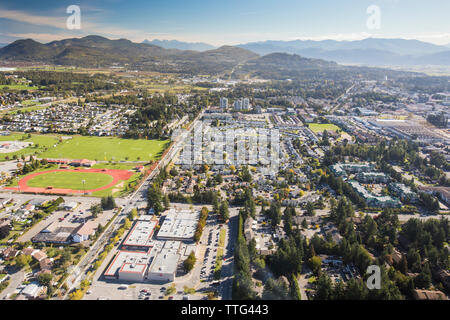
4;168;135;195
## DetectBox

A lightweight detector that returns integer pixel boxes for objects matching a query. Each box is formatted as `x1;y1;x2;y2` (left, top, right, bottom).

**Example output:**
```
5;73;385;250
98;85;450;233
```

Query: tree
301;219;308;229
37;272;53;286
308;255;322;276
15;254;32;268
262;278;290;300
305;202;316;216
219;201;230;222
183;251;196;273
90;203;103;218
101;196;116;210
163;194;170;210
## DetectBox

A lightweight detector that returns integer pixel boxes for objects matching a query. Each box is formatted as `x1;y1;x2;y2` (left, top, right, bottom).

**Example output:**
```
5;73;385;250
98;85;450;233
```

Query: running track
4;169;134;195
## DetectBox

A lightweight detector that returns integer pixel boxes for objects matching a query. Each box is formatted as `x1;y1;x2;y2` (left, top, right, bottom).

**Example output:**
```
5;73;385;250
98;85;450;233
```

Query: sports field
0;133;59;161
39;136;169;162
5;168;135;195
27;171;113;190
308;123;341;133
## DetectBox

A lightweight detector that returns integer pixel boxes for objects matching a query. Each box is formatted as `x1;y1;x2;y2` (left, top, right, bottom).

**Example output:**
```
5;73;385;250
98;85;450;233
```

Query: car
183;295;189;300
168;296;174;300
118;285;128;290
158;296;163;299
144;297;150;300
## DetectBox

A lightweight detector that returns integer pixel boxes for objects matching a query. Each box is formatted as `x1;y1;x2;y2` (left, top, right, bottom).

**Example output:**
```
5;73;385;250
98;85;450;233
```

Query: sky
0;0;449;46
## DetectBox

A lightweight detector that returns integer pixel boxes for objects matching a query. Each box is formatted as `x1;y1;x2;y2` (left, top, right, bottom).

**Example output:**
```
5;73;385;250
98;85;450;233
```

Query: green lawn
0;84;39;91
39;136;169;162
8;105;47;115
308;123;341;133
27;171;113;190
0;133;60;161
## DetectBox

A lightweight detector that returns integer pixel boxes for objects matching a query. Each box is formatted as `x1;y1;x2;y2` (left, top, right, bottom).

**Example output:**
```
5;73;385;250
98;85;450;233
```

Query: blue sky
0;0;449;45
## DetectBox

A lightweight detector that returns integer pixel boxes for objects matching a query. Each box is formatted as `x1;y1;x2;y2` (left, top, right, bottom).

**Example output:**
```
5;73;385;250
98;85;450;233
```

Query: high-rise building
243;98;250;111
234;99;242;111
220;97;228;110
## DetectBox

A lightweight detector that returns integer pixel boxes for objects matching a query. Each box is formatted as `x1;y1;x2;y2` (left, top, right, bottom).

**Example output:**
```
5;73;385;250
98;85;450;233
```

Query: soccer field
39;136;169;162
26;171;113;190
308;123;341;133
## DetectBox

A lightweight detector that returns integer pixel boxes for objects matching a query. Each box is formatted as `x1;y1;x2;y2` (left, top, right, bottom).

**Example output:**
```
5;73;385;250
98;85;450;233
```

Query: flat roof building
157;209;200;241
122;219;157;251
147;249;180;283
104;250;151;282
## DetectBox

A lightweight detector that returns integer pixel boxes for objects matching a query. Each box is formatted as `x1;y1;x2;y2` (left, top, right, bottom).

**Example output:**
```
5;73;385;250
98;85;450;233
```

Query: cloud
0;7;67;29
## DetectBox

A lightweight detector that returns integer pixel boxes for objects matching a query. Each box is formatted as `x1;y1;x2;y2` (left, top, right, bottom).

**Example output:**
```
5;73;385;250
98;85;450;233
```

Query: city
0;0;448;312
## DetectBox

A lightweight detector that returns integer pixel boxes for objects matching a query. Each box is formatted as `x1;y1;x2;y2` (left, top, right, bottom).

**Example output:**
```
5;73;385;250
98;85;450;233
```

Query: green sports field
0;133;59;161
308;123;341;133
26;171;113;190
39;136;169;162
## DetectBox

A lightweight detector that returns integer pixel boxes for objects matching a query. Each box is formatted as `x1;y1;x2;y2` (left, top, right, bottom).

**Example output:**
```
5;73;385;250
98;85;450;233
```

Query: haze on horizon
0;0;449;46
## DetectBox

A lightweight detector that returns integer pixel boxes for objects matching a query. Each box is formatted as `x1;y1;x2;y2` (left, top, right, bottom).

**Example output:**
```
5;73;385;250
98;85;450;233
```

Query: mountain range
1;36;449;68
236;38;450;66
142;39;215;51
0;35;418;80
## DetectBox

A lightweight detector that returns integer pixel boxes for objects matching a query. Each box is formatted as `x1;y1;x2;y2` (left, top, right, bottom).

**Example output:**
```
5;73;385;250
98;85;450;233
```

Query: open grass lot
39;136;169;162
0;133;59;161
308;123;341;133
26;171;113;190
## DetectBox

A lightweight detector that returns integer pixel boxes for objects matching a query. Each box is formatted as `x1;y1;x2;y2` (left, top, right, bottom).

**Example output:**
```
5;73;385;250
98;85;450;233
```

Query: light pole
82;179;86;195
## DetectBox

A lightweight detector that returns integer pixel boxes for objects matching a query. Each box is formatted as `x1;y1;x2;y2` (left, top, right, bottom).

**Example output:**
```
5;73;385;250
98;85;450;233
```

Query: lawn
0;84;39;91
308;123;341;133
0;133;60;161
26;171;113;190
39;136;169;162
7;105;47;115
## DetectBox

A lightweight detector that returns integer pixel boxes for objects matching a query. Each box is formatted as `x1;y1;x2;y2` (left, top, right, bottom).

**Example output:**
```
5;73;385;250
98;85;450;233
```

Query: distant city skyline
0;0;449;46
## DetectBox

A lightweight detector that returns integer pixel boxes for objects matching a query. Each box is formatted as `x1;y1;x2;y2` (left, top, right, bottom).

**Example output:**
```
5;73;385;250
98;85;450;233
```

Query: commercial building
104;250;152;281
122;217;157;251
147;249;180;283
157;208;200;241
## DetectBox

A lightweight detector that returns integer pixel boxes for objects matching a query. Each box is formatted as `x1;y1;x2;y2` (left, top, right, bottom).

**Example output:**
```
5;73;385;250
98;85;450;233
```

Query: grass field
308;123;341;133
39;136;169;162
0;84;39;91
0;133;60;161
26;171;113;190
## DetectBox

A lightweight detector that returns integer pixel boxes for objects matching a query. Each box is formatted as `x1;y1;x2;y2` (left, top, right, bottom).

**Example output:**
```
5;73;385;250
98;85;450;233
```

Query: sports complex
4;168;135;195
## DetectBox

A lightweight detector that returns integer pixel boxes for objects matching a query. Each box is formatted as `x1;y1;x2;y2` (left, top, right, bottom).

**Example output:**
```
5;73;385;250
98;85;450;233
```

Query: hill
142;39;215;51
0;36;257;74
0;35;419;80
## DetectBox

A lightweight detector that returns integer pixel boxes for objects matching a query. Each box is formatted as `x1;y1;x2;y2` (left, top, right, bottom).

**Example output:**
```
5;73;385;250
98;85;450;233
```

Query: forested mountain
0;35;419;80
